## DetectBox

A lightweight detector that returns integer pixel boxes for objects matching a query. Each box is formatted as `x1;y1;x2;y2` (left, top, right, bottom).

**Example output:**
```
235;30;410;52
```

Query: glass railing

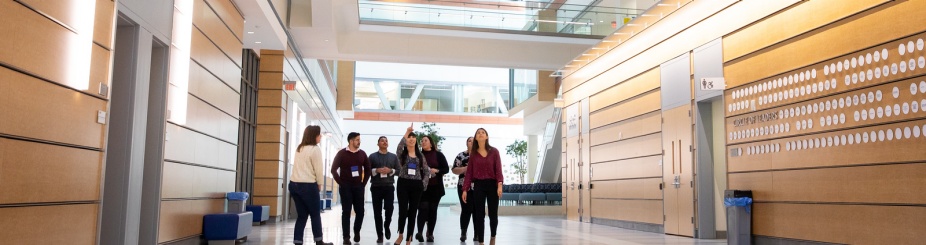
510;69;537;109
358;0;644;36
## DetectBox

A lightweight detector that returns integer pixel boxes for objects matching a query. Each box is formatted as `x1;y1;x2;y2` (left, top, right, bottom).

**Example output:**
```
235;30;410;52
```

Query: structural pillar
254;49;288;220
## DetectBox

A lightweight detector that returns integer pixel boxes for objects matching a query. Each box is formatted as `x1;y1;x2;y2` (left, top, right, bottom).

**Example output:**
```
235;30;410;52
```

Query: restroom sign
700;77;726;91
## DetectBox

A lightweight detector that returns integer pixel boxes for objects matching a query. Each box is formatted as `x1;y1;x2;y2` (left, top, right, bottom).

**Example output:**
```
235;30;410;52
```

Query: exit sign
700;77;725;91
285;83;296;90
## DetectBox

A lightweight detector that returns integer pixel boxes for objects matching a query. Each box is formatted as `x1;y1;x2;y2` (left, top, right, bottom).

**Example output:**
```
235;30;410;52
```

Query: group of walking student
288;123;504;245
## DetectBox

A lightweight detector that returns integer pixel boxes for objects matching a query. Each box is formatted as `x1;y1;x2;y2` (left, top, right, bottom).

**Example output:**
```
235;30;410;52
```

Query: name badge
408;163;417;176
351;166;360;177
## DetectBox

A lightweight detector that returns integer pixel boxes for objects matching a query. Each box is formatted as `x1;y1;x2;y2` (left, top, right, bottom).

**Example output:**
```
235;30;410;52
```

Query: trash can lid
226;192;250;200
724;190;752;198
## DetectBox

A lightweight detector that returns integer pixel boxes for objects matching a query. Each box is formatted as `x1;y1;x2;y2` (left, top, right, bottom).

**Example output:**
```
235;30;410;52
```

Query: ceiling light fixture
255;41;261;44
247;31;254;34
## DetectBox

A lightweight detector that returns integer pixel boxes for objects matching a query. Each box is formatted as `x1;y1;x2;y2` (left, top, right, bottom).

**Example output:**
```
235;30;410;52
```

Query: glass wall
355;78;510;114
511;69;538;108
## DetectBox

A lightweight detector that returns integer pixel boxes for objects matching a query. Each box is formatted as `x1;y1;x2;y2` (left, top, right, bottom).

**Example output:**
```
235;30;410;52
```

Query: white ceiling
286;0;602;70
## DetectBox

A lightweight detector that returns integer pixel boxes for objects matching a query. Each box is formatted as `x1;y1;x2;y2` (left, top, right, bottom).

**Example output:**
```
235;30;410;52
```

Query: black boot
415;233;424;242
353;232;361;243
315;241;334;245
385;227;391;239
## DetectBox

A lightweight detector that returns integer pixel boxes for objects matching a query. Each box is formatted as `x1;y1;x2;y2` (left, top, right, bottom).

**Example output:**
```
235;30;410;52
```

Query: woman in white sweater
289;125;333;245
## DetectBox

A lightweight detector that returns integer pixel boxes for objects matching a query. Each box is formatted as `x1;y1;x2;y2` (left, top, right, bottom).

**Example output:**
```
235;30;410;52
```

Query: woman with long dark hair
393;124;432;245
462;128;503;245
289;125;334;245
452;137;475;242
414;135;449;242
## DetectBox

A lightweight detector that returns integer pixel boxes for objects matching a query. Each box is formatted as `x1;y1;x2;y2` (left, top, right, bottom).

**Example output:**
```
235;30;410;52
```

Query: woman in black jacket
414;135;449;242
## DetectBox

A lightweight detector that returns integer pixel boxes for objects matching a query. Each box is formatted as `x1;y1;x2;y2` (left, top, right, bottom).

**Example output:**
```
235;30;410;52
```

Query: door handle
678;140;682;174
671;141;676;174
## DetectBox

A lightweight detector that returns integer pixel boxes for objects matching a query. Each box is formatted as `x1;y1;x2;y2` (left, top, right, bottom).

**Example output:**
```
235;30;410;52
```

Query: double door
662;106;695;236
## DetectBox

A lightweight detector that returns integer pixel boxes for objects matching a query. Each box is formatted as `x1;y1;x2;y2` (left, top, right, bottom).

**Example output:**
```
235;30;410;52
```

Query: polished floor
243;203;726;245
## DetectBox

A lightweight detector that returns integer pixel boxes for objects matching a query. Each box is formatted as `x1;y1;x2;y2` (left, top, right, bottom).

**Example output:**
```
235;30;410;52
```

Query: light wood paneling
254;178;284;197
258;89;286;107
157;199;224;243
725;34;926;118
724;0;926;88
16;0;115;49
0;139;102;204
257;107;286;125
589;91;661;129
590;199;663;225
0;1;112;95
185;94;238;143
589;133;662;164
255;160;285;178
163;124;238;171
726;78;926;145
256;142;284;161
723;0;890;62
161;161;235;199
0;67;107;148
193;0;242;66
752;203;926;244
256;125;285;143
729;163;926;204
190;62;240;112
590;155;662;181
590;178;662;200
589;111;661;146
90;42;113;92
0;204;98;244
94;0;115;48
589;68;660;112
190;27;240;86
728;118;926;172
258;73;283;90
259;54;285;73
204;0;244;40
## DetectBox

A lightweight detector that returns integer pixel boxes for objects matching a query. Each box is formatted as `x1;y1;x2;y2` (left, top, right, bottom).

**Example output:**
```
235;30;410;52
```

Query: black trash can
724;190;753;245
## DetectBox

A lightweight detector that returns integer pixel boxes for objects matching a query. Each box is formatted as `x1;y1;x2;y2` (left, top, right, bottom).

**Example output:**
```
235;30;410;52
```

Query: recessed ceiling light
255;41;262;44
247;31;255;34
324;39;329;42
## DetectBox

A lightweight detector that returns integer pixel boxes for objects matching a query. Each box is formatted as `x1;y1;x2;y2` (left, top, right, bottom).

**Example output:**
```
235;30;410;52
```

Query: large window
355;79;510;114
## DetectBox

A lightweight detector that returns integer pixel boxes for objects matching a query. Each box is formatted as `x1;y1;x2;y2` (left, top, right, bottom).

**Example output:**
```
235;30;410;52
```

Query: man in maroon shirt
331;132;373;244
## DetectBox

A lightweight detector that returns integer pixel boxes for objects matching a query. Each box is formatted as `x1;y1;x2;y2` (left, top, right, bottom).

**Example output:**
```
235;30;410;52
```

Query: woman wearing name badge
462;128;504;245
393;124;432;245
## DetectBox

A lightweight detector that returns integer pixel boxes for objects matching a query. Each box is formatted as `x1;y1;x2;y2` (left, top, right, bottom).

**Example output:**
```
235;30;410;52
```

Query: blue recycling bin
226;192;249;213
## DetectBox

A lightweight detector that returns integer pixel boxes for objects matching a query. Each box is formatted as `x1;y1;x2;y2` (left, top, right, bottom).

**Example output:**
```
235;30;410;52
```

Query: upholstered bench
245;205;269;225
203;212;253;244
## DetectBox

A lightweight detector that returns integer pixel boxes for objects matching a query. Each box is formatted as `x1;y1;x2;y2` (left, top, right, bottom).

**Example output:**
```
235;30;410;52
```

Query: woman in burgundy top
461;128;503;245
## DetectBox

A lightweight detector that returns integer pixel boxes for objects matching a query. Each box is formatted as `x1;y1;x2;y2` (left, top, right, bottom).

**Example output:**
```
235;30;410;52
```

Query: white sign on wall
700;77;726;91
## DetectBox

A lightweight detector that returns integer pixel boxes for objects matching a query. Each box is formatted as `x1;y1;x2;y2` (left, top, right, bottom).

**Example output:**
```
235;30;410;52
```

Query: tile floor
243;204;727;245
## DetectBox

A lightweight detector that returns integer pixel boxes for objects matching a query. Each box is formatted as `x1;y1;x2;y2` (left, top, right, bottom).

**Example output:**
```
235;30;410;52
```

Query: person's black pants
472;179;499;243
416;190;442;237
370;185;395;238
396;178;423;241
339;184;365;239
289;182;324;243
457;185;474;237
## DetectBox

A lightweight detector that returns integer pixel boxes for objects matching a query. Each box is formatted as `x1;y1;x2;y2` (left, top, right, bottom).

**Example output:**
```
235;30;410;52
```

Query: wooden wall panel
0;1;111;95
157;199;224;243
589;91;661;129
590;178;662;200
723;0;890;62
258;89;286;107
190;28;240;87
257;107;286;125
0;139;102;204
726;77;926;145
254;178;284;197
256;142;284;161
590;199;663;225
589;155;662;181
752;203;926;244
256;125;286;143
589;111;661;146
727;118;926;172
255;160;285;178
203;0;244;40
0;204;99;244
189;62;240;113
163;124;237;171
161;161;235;199
15;0;115;49
0;67;107;148
252;196;283;216
589;133;662;164
193;0;242;66
725;35;926;118
724;0;926;88
186;94;238;143
589;68;660;112
730;163;926;204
